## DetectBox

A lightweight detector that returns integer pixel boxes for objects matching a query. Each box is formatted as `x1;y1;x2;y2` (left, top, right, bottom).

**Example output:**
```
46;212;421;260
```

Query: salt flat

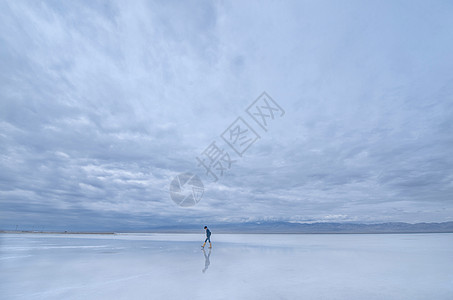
1;233;452;300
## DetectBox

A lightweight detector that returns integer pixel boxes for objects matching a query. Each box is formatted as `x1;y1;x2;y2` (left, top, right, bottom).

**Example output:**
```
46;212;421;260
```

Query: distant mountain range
2;221;453;234
147;221;453;234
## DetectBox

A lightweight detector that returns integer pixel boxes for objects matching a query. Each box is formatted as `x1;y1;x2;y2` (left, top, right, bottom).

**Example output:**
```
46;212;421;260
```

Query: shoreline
2;230;453;235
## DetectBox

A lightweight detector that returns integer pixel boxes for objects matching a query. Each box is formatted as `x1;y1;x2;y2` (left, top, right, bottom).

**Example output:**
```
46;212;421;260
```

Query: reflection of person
202;248;211;273
201;226;212;248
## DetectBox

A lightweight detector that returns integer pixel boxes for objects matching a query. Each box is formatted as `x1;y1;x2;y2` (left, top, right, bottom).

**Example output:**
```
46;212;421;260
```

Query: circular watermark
170;172;204;207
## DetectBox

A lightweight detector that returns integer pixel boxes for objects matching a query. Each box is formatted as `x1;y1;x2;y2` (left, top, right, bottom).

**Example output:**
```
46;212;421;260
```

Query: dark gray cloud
1;0;453;230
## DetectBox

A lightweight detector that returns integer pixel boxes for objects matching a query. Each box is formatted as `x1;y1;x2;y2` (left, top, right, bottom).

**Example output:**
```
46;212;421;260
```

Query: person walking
202;226;212;248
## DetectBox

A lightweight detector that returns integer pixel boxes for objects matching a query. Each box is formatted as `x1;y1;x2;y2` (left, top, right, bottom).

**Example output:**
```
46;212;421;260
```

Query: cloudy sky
1;0;452;231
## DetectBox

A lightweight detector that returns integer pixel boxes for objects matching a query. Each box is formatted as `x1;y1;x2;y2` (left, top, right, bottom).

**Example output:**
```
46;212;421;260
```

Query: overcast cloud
1;0;453;231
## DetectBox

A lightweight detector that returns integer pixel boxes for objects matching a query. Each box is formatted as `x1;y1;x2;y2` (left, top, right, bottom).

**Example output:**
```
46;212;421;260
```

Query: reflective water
1;233;452;299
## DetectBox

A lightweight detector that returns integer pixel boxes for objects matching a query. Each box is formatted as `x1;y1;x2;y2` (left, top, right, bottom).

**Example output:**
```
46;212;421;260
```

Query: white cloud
1;0;453;230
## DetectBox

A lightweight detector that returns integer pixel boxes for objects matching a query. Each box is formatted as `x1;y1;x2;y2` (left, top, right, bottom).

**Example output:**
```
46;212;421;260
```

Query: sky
1;0;453;231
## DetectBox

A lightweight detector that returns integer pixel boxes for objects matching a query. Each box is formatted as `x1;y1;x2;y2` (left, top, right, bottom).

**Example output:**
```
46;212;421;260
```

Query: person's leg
208;236;212;248
202;237;208;247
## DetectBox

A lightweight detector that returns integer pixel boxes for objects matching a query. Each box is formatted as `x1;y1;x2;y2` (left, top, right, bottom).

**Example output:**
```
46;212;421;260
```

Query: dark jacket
206;228;211;237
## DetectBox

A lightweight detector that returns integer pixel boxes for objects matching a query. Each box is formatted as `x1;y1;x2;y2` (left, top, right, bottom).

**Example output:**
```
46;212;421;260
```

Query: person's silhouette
202;226;212;248
202;248;211;273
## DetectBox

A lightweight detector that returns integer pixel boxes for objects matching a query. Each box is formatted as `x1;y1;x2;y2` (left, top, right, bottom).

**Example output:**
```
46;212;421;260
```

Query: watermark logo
169;92;285;207
221;117;260;157
196;141;236;182
246;92;285;131
169;173;204;207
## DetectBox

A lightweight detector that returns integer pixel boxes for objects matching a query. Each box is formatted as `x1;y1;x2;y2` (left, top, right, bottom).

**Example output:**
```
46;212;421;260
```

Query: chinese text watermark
170;92;285;207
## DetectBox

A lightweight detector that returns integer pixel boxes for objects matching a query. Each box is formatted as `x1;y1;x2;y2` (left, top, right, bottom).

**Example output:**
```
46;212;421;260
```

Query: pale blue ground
1;233;452;299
